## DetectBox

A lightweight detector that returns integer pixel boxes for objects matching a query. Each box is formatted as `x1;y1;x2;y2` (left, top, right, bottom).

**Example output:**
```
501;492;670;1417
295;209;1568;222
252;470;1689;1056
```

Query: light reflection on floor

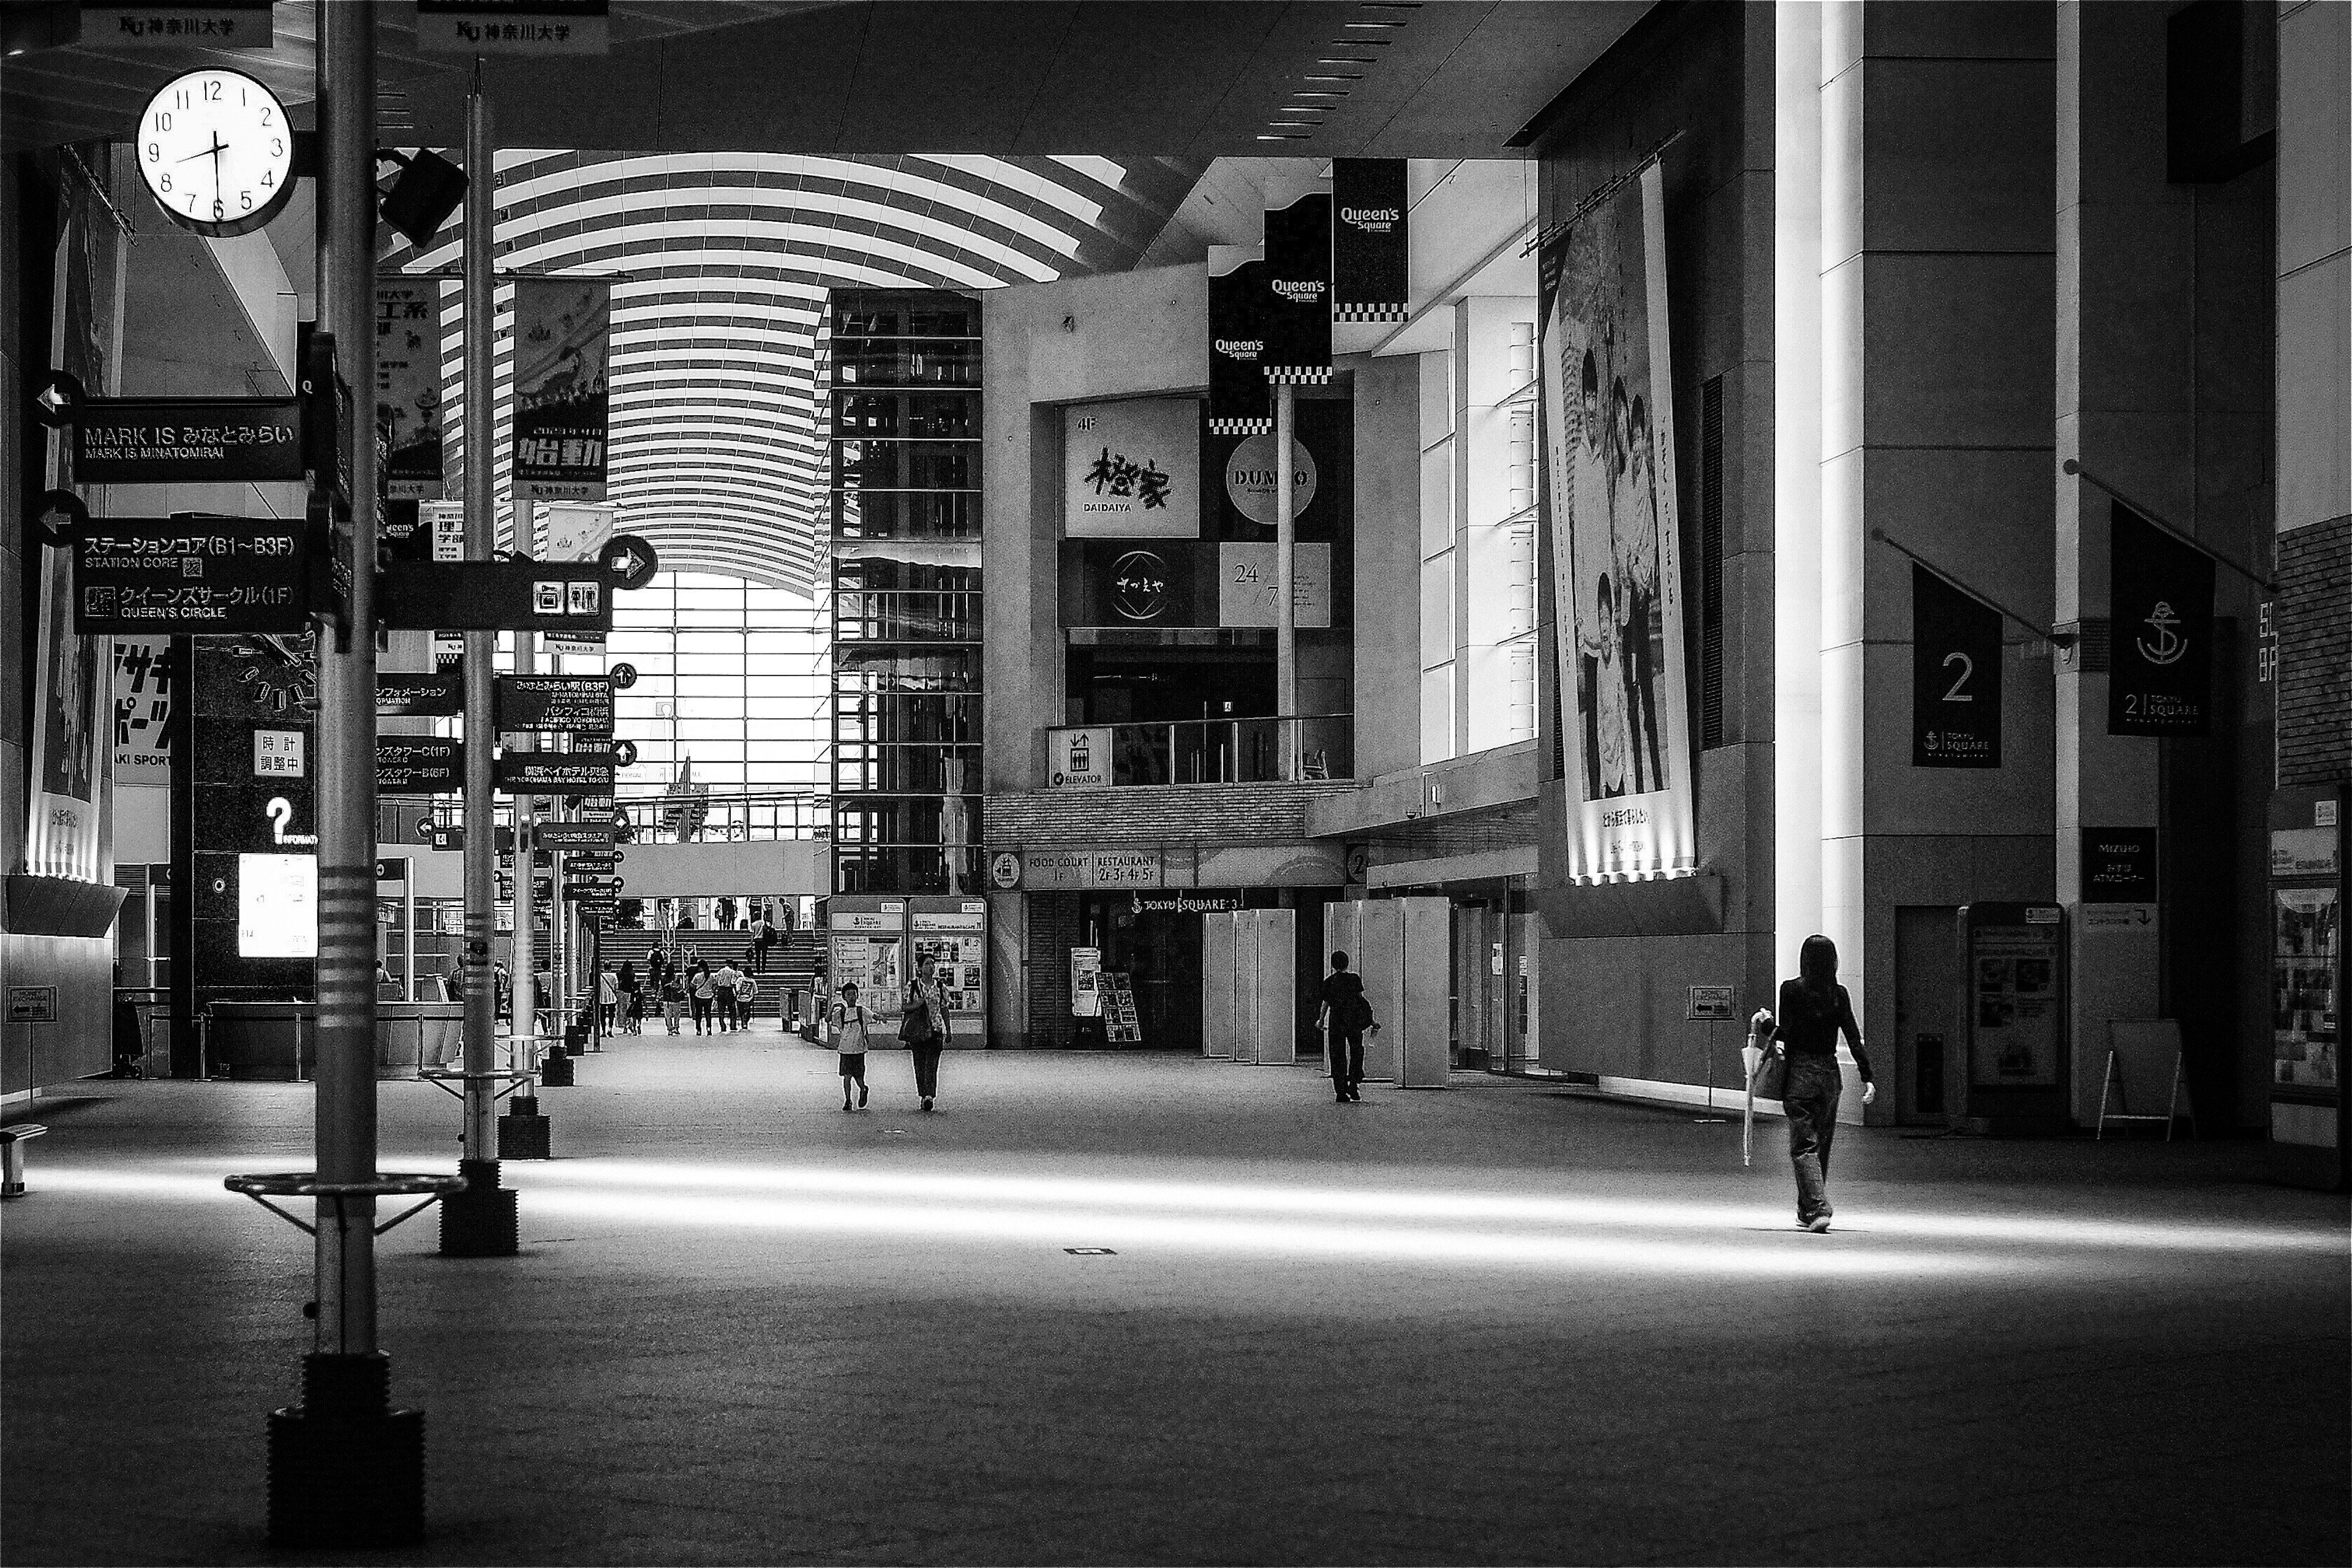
38;1153;2343;1280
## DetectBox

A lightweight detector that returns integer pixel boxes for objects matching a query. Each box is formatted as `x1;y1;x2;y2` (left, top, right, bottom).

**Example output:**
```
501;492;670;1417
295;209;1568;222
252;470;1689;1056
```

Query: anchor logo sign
2137;601;2188;667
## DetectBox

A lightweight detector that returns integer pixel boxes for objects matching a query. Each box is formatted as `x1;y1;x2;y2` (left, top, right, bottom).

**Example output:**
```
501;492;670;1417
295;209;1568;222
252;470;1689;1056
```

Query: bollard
437;1156;518;1256
497;1093;551;1161
266;1352;424;1547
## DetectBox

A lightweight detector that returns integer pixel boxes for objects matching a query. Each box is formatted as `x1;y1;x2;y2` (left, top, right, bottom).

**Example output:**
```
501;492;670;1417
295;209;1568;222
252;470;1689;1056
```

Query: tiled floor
4;1031;2346;1565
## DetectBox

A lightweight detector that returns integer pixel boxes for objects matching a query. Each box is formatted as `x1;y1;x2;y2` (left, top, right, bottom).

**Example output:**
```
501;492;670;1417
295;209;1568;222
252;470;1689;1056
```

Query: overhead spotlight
377;149;469;249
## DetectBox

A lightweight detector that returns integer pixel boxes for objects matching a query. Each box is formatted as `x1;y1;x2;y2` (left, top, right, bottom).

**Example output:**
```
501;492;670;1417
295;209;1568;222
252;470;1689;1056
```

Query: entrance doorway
1894;906;1964;1125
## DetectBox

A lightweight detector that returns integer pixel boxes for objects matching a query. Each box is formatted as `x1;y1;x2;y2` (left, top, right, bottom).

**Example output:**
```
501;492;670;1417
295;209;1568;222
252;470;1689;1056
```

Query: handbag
1746;1039;1787;1102
899;995;937;1045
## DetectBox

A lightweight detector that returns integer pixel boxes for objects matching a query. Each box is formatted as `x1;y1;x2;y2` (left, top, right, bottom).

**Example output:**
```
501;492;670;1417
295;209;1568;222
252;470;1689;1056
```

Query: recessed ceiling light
1305;74;1362;82
1344;20;1406;28
1334;37;1392;45
1267;121;1320;129
1257;134;1308;141
1319;57;1377;65
1291;90;1348;98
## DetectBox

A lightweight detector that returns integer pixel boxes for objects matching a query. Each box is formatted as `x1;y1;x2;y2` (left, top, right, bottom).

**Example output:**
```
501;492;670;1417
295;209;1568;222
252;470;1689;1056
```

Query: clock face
136;69;296;238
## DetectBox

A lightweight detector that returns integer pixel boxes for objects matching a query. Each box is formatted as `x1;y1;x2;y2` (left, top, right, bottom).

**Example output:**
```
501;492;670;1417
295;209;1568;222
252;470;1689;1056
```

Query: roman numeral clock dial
136;68;297;239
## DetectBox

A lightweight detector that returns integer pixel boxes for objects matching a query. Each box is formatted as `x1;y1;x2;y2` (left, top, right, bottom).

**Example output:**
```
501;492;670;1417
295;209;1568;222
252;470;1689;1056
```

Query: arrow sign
32;371;85;428
600;533;659;590
36;489;88;539
609;662;638;690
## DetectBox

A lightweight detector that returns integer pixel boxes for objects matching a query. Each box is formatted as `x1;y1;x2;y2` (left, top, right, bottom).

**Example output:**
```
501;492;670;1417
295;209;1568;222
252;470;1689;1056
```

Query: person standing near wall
901;953;952;1111
1762;934;1875;1231
1315;952;1375;1102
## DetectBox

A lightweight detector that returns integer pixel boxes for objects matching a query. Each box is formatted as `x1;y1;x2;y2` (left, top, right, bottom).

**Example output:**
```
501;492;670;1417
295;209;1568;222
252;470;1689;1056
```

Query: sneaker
1806;1215;1833;1233
859;1083;870;1109
921;1097;935;1112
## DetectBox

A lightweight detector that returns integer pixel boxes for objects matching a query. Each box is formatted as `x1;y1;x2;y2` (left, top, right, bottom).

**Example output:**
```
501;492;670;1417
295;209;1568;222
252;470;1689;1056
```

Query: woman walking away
1763;934;1875;1231
688;962;715;1035
1316;952;1374;1102
900;953;952;1111
829;982;873;1110
659;970;686;1034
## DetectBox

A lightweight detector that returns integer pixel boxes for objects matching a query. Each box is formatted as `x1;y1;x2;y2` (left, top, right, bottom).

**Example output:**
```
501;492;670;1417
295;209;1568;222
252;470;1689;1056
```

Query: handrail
1043;714;1354;786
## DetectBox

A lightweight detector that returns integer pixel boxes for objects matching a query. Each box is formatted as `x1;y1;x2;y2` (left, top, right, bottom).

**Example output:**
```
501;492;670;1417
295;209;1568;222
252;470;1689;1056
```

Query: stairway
582;926;826;1017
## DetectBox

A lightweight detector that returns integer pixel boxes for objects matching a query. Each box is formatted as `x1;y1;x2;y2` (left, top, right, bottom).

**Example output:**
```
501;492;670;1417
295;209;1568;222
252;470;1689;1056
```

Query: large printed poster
28;153;125;883
1538;163;1696;878
377;276;445;498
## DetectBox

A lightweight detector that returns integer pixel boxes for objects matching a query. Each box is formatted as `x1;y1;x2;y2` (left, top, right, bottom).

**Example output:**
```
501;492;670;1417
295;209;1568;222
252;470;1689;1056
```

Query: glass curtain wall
828;290;983;894
601;571;831;799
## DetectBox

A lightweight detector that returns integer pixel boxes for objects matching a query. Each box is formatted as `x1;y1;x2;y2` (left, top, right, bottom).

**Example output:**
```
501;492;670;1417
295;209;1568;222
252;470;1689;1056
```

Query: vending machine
2269;785;2345;1190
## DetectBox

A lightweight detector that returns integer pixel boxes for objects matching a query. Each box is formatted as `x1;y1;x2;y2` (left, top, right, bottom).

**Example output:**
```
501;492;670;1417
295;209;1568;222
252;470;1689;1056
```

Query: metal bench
2;1124;51;1197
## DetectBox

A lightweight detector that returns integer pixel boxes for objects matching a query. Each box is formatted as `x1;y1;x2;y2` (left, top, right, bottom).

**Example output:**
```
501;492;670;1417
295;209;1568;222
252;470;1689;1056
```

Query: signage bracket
2062;459;2275;592
1871;529;2073;649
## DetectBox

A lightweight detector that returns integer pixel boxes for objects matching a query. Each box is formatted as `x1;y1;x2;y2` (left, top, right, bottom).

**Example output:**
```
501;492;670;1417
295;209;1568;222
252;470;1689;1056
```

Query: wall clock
135;67;297;238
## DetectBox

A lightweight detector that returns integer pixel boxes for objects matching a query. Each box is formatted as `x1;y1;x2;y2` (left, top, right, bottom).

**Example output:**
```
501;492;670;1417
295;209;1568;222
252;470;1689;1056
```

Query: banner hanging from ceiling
377;276;445;499
2108;500;2215;737
1910;564;2003;767
1333;160;1409;323
1537;161;1696;881
1207;246;1271;437
511;277;609;502
1261;192;1332;385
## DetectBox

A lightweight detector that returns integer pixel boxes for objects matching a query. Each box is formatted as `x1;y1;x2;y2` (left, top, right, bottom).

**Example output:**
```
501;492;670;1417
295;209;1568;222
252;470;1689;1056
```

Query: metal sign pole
1275;380;1297;779
442;59;518;1256
513;498;539;1053
260;2;432;1547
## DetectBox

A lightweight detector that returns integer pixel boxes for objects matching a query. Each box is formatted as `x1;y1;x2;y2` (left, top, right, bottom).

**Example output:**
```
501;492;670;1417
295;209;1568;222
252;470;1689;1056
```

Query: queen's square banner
1539;162;1697;880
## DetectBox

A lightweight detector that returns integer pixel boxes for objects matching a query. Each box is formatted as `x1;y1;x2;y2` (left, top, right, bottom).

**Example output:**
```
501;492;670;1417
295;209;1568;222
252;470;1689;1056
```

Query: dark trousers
1624;590;1662;791
1782;1055;1843;1222
910;1041;944;1099
715;987;738;1028
690;997;712;1031
1328;1030;1365;1095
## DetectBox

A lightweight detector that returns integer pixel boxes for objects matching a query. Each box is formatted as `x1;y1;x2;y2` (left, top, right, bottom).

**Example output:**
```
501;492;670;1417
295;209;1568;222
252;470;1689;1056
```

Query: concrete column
1814;2;2059;1118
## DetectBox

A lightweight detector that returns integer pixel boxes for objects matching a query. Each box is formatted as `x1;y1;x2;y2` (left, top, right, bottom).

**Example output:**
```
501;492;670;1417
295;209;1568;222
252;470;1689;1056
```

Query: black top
1319;972;1373;1033
1773;979;1872;1084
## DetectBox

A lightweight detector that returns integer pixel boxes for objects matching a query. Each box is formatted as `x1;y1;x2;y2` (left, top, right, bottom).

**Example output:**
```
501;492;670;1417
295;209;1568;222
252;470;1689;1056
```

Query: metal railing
1044;715;1354;787
410;791;832;845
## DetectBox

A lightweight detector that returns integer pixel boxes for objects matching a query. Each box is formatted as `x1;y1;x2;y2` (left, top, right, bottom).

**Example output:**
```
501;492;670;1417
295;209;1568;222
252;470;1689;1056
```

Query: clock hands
176;135;225;163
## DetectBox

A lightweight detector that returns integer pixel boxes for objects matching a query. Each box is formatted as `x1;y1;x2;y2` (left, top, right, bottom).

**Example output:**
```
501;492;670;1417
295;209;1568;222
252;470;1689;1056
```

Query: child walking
829;982;872;1112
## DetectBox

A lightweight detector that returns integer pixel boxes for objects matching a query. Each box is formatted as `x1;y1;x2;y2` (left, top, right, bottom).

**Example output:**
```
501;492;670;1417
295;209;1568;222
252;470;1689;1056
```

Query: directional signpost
36;370;309;486
535;821;618;850
375;737;464;793
379;560;615;633
376;669;464;717
71;519;312;634
496;675;612;733
494;750;617;796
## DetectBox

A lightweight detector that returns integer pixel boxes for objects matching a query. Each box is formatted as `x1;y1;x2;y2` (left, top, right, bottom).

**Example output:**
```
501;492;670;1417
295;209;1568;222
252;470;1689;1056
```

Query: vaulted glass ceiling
382;151;1206;590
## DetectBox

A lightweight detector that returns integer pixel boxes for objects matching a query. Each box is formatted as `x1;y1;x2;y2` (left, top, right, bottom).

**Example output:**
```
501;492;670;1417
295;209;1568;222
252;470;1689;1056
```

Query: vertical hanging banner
1207;246;1271;437
1332;160;1409;322
1261;193;1333;385
2108;500;2215;736
377;276;445;499
1537;162;1697;880
511;277;610;502
1911;565;2003;767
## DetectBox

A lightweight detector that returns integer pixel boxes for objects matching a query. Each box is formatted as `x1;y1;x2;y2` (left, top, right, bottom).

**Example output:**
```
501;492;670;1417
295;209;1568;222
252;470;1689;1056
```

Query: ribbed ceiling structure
383;151;1206;590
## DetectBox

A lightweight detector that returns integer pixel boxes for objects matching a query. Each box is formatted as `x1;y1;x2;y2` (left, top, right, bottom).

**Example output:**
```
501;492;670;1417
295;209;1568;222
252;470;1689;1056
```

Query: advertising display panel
1538;162;1697;881
2269;785;2346;1189
1960;903;2069;1131
911;901;987;1025
113;638;173;782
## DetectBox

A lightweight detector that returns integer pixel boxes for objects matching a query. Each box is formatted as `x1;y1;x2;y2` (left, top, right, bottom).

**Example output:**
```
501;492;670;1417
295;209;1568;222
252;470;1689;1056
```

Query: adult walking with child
900;952;952;1111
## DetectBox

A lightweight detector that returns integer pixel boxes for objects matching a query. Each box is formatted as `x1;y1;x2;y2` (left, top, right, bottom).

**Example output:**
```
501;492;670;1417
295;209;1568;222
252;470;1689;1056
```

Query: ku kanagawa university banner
512;277;609;501
1537;162;1697;879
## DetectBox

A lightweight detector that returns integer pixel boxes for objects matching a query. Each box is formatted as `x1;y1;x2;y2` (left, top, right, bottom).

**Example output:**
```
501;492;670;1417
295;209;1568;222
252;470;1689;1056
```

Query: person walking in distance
829;981;873;1111
900;952;952;1111
688;960;715;1035
597;963;619;1033
1759;934;1875;1231
711;957;744;1032
616;960;643;1036
1315;951;1376;1102
658;969;686;1035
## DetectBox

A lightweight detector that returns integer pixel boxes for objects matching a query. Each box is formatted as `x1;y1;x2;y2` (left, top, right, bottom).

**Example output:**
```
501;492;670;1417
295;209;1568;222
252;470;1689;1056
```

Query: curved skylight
382;151;1202;593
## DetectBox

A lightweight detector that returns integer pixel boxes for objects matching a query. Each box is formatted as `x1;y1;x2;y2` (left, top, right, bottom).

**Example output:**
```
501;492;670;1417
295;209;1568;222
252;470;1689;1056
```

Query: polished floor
4;1028;2346;1566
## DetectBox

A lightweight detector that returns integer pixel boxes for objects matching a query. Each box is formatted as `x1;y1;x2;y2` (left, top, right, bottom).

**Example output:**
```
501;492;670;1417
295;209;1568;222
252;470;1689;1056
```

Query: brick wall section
2276;514;2352;785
